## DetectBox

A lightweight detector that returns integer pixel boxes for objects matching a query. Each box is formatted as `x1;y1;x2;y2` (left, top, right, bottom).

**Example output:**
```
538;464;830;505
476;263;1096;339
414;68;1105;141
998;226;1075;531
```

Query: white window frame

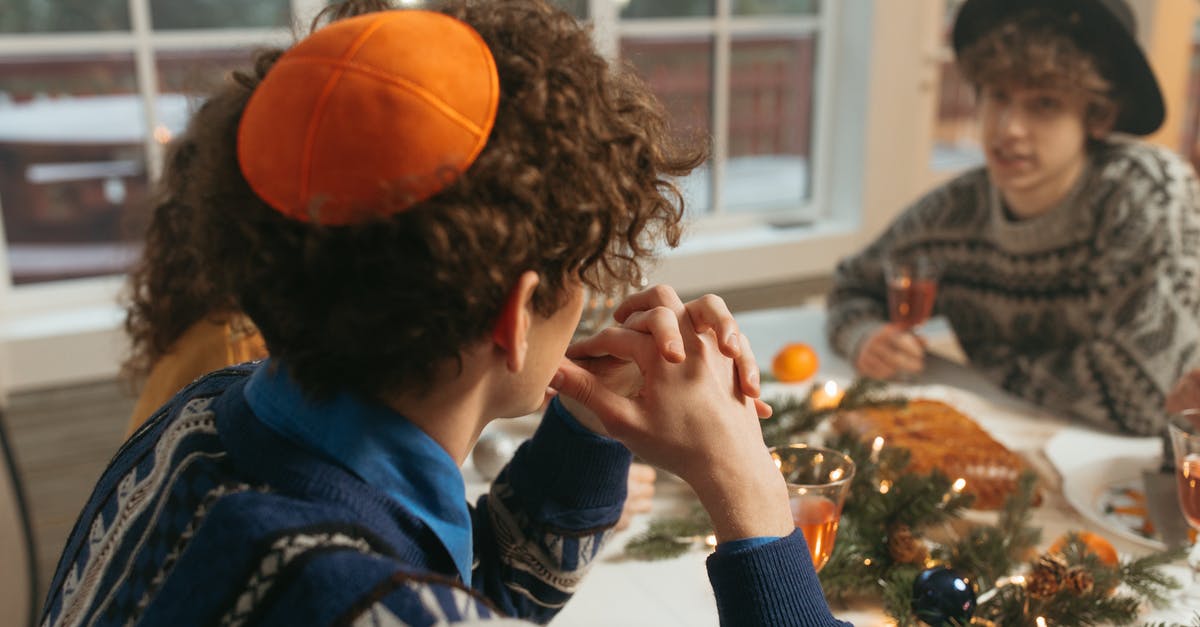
0;0;944;393
651;0;942;295
591;1;832;230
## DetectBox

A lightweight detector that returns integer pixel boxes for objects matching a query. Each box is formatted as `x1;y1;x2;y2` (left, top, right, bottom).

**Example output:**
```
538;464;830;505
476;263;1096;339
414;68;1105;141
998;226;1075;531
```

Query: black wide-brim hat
952;0;1165;136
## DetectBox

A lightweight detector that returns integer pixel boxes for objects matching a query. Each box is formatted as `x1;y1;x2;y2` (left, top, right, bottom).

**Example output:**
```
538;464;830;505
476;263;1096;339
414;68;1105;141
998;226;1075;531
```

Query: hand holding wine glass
885;254;939;330
854;254;939;381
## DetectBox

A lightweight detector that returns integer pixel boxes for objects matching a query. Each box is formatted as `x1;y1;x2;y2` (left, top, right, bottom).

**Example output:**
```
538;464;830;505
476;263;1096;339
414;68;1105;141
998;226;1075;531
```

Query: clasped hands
552;285;794;542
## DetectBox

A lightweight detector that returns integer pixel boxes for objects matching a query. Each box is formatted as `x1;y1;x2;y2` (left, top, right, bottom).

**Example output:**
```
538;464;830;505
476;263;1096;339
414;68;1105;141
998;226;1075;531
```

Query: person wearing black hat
827;0;1200;436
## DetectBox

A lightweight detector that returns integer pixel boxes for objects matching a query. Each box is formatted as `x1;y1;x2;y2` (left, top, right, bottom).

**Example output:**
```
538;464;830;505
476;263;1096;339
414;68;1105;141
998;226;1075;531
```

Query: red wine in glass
888;276;938;329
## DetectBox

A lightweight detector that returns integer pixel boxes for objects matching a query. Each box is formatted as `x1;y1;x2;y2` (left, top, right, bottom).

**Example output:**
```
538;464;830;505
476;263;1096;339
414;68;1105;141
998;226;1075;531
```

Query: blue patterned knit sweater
39;363;846;626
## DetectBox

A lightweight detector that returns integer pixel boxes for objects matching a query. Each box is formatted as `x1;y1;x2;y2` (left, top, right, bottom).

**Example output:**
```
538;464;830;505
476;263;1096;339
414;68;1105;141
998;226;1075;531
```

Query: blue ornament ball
911;566;977;626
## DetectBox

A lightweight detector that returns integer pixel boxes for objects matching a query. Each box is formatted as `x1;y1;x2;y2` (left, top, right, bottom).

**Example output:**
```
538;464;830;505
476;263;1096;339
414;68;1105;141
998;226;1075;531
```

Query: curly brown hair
957;8;1117;132
121;126;240;383
123;0;703;399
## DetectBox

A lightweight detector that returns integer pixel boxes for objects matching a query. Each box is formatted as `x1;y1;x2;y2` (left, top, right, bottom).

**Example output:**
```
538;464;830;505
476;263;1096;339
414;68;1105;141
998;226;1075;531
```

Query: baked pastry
834;399;1035;510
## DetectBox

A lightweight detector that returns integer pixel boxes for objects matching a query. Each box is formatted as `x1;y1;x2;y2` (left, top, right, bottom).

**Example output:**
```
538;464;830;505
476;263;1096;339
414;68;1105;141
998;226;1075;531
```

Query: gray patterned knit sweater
827;140;1200;435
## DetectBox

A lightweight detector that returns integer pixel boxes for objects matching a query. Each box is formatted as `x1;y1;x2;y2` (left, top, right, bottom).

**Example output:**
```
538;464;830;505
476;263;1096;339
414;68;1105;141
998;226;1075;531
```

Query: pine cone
887;523;929;565
1065;566;1094;596
1034;553;1069;579
1027;553;1068;599
1026;570;1062;599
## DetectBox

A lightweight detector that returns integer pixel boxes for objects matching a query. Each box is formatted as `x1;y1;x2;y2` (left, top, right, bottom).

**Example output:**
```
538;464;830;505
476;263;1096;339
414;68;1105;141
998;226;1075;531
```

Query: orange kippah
237;10;499;225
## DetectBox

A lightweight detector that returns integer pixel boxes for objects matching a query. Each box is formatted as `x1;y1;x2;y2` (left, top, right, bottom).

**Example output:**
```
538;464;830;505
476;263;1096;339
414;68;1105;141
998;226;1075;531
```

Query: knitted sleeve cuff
706;529;851;627
500;398;632;528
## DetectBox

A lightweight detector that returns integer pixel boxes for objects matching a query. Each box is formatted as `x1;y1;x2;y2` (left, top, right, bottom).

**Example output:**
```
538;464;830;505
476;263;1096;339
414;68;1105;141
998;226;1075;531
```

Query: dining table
466;304;1198;626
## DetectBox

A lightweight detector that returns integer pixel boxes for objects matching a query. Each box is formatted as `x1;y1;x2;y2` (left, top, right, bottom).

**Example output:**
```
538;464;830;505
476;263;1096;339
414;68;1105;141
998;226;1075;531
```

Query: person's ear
492;271;540;372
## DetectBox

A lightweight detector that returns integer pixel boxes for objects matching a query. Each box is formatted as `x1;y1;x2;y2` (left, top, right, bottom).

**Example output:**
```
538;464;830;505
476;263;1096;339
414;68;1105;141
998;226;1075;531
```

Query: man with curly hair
827;0;1200;436
41;1;847;625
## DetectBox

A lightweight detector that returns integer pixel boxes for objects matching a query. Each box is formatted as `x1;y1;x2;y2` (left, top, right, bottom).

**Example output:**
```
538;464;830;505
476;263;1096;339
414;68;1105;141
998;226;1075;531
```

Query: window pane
0;54;149;284
0;0;130;33
157;48;251;97
930;0;981;171
621;0;714;19
732;0;820;16
549;0;588;19
723;33;814;213
150;0;292;30
621;34;714;216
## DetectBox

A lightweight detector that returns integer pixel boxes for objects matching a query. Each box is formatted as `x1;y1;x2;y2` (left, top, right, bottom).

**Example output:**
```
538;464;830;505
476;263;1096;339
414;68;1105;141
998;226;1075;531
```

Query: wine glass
769;444;856;572
884;254;939;330
1169;421;1200;600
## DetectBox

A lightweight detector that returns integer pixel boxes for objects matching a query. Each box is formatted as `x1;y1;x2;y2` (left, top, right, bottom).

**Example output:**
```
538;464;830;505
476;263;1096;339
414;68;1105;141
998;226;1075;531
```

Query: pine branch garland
622;380;1185;625
940;472;1040;588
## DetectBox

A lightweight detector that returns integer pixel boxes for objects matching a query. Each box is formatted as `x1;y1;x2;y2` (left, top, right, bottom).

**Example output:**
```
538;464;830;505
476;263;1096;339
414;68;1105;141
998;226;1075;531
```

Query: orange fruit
772;342;819;383
1049;531;1119;567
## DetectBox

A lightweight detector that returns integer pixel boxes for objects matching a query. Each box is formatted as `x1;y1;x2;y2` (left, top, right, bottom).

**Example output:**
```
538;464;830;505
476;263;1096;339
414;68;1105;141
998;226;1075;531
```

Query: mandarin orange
772;342;819;383
1048;531;1119;567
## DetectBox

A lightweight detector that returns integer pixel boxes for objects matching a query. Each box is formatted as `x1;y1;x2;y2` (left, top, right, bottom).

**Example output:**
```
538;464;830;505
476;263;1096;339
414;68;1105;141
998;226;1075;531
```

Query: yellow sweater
127;314;268;435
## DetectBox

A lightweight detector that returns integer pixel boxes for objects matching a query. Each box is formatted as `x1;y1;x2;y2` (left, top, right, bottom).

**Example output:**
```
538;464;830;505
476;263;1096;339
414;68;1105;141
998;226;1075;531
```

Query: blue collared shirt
244;359;474;585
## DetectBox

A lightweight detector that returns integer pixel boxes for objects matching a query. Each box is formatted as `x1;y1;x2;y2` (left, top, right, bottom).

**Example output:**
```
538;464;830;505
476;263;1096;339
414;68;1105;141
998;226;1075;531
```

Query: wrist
686;453;794;543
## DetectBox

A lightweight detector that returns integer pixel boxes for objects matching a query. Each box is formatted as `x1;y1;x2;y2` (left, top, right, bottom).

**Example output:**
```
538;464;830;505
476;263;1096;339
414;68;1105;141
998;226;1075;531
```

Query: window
0;0;832;286
0;0;862;391
557;0;832;226
0;0;307;287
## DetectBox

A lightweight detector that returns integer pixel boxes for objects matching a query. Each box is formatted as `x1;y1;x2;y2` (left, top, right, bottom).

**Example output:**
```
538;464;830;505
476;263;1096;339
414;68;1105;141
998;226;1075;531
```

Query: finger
754;398;773;419
613;284;686;323
552;360;637;429
733;332;761;397
566;327;630;360
877;346;923;374
629;463;657;482
621;307;686;362
566;327;659;365
857;350;895;380
878;333;923;373
684;294;741;357
889;332;926;360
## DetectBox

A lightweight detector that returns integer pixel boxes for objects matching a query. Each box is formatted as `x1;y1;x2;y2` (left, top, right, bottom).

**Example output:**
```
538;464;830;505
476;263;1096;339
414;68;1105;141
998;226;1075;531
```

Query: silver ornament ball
472;432;521;480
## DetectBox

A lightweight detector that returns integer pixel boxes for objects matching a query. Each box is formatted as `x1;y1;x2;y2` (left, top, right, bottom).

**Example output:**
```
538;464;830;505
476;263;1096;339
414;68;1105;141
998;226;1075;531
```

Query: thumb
552;359;635;430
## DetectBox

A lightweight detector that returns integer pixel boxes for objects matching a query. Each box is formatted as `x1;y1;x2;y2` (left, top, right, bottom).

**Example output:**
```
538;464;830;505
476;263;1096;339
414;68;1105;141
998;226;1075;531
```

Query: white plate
1044;428;1165;550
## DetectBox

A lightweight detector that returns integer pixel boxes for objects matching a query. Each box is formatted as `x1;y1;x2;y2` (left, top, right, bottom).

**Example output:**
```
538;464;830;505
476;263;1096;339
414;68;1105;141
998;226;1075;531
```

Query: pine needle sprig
1118;547;1185;607
941;472;1040;589
878;566;922;627
623;506;713;561
973;533;1183;626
